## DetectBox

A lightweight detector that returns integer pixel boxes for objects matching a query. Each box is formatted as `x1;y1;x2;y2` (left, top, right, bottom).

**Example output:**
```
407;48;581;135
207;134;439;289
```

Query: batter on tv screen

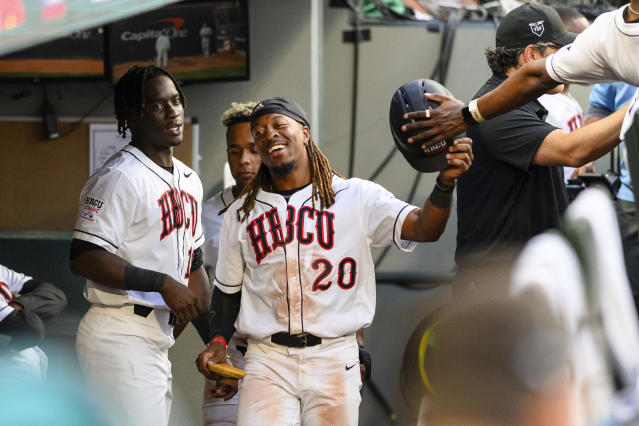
109;0;249;84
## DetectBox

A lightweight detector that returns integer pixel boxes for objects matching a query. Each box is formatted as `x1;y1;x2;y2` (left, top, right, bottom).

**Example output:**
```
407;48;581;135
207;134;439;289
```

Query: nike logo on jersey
247;206;335;264
346;363;357;371
184;172;192;178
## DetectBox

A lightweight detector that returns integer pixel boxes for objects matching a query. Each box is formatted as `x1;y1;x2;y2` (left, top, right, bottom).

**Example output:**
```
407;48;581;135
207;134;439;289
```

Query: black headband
250;97;310;130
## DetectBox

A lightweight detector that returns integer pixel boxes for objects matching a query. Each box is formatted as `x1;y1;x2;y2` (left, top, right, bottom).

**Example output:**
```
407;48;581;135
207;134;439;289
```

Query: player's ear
302;126;310;145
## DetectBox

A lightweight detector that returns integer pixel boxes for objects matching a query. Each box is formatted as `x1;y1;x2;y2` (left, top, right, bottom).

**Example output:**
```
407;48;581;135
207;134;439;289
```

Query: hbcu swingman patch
81;196;104;223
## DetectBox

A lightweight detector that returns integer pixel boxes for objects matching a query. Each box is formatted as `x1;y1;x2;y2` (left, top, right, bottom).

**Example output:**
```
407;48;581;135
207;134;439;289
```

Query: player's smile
252;114;308;170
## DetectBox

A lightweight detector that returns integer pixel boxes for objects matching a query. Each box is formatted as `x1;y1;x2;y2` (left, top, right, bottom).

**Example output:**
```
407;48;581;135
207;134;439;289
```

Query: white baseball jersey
0;264;31;322
73;144;204;308
214;176;417;339
202;186;235;280
545;4;639;141
545;5;639;87
539;92;584;182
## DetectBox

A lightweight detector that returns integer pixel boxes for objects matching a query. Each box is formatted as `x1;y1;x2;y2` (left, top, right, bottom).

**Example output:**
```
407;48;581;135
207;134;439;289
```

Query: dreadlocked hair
221;139;343;222
114;65;186;139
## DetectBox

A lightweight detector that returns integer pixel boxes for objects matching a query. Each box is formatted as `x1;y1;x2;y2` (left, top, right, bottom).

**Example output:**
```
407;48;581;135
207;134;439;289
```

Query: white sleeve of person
72;168;136;253
355;178;418;251
213;204;245;295
0;264;33;322
545;7;639;86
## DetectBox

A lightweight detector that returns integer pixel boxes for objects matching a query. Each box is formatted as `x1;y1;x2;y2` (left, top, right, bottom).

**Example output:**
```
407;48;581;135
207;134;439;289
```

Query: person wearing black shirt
455;4;627;287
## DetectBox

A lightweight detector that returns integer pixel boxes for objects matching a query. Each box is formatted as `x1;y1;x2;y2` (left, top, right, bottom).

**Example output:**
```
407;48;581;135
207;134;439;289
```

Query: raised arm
403;58;557;148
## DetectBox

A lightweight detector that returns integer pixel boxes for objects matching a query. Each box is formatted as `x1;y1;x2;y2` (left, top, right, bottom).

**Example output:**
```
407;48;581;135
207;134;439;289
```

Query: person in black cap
452;3;628;291
195;97;473;425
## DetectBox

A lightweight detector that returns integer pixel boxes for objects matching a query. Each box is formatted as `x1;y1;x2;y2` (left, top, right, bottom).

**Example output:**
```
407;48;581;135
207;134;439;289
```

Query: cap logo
529;20;544;37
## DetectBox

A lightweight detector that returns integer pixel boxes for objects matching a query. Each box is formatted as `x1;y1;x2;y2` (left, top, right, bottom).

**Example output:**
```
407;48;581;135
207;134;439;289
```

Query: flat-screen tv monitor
0;27;106;81
108;0;248;84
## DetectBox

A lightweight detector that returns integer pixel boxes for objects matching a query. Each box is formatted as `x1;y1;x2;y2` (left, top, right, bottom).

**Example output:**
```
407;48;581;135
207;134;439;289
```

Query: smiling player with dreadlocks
195;97;473;425
70;65;210;426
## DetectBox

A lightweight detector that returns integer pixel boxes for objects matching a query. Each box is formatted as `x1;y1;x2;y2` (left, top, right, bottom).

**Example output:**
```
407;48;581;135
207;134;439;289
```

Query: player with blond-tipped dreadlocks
196;97;473;425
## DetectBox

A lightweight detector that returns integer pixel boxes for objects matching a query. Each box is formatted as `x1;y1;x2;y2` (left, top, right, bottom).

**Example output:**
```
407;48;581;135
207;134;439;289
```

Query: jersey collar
123;144;176;182
615;4;639;37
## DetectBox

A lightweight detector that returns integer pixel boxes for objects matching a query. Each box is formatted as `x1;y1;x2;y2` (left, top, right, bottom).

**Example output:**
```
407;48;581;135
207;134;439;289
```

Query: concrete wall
0;1;604;425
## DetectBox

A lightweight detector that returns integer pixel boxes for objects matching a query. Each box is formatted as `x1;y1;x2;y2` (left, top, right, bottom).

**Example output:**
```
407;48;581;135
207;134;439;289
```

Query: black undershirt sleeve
209;286;241;343
69;238;106;261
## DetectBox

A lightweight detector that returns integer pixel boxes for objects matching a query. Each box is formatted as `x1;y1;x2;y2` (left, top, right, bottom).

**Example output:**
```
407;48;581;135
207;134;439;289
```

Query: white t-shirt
214;176;417;339
538;92;584;182
545;4;639;140
0;265;32;322
73;144;204;308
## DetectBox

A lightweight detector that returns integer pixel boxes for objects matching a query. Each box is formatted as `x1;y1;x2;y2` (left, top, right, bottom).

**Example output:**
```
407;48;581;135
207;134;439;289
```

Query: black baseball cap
250;97;310;130
496;3;577;49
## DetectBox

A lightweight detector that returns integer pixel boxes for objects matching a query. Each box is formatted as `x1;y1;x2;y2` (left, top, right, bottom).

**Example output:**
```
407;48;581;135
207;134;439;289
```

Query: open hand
402;93;467;150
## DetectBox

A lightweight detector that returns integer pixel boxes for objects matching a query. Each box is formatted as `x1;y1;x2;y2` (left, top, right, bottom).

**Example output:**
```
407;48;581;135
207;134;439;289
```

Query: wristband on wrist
468;99;485;123
207;336;227;349
461;105;477;127
123;264;167;292
435;174;456;191
429;178;455;210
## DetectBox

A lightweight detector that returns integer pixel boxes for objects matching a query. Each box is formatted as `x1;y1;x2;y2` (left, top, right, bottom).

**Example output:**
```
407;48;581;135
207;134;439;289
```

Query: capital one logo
529;20;544;37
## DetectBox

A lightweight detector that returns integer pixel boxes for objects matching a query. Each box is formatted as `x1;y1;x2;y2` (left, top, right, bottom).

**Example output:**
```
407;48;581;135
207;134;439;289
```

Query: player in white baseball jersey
0;264;66;382
198;101;260;425
156;33;170;69
200;22;213;59
404;0;639;146
195;97;473;425
70;65;211;426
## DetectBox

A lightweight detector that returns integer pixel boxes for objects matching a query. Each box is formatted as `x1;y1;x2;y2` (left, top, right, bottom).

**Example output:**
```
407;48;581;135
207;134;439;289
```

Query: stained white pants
237;334;361;426
76;304;174;426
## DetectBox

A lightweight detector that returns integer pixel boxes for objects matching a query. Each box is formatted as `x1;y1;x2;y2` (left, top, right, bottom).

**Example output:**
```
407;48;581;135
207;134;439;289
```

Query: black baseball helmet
389;79;463;173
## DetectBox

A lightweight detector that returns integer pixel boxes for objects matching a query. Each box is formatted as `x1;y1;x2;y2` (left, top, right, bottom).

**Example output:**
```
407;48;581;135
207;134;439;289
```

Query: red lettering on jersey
247;216;272;265
315;211;335;250
188;194;198;238
567;114;583;131
265;208;286;248
158;189;198;240
180;191;191;229
297;206;315;245
170;190;184;229
244;205;336;264
284;205;295;245
0;282;12;302
158;191;173;240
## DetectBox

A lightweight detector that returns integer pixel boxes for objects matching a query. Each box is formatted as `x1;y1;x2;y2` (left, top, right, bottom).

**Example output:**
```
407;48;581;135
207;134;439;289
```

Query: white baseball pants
237;334;361;426
76;304;175;426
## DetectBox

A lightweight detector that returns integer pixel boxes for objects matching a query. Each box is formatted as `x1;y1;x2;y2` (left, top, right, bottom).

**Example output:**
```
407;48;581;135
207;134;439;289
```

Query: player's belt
133;304;176;326
271;332;322;348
